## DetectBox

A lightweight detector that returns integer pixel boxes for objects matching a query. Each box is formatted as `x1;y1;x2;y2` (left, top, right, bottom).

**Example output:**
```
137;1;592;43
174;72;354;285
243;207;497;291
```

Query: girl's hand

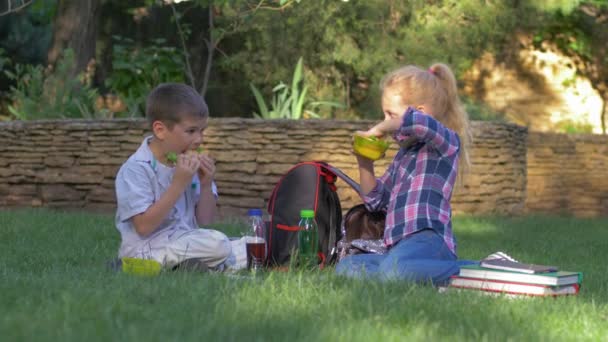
354;152;375;167
356;124;384;139
197;154;216;187
358;118;400;140
173;153;200;189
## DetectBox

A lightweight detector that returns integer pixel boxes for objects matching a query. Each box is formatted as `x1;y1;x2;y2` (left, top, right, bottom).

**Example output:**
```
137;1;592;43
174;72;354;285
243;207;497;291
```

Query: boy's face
154;116;208;154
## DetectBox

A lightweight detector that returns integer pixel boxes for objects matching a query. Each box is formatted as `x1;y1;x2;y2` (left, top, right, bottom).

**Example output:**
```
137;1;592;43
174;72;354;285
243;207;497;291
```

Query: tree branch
200;5;215;97
170;3;196;89
0;0;33;16
244;0;297;15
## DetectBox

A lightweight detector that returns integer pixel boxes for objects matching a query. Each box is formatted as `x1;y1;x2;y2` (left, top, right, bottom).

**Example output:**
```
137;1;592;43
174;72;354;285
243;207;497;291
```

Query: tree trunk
601;92;607;135
47;0;101;77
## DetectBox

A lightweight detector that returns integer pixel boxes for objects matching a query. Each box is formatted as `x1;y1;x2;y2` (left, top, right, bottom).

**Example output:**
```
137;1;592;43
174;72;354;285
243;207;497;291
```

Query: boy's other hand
197;154;216;187
173;153;200;188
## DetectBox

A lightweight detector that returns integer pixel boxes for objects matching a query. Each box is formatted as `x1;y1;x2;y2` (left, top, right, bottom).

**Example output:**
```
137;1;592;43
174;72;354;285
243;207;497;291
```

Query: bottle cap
247;209;263;216
300;209;315;218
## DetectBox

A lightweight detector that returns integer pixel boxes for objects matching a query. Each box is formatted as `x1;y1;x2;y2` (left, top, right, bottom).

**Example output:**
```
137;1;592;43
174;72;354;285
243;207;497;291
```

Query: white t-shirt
114;136;218;258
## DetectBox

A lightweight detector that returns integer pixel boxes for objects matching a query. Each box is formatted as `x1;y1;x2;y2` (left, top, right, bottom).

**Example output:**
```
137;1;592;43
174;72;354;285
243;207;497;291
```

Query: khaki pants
149;229;246;270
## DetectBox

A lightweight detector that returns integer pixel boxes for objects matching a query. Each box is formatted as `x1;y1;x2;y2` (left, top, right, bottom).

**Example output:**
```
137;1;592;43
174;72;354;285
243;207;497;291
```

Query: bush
4;49;103;120
105;36;186;117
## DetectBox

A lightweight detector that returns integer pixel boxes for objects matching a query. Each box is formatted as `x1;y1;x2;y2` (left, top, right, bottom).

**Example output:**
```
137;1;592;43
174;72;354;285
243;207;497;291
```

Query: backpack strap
325;189;340;264
320;162;361;195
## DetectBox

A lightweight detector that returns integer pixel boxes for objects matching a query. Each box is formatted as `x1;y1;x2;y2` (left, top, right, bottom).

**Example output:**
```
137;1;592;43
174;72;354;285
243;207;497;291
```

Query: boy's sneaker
222;236;248;273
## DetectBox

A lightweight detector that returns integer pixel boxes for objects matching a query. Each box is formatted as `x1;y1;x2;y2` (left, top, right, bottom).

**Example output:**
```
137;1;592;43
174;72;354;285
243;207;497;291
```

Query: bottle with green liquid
297;209;319;269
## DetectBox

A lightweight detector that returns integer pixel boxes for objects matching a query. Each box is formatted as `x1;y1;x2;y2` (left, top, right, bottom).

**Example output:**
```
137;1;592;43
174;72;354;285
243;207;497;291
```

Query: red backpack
266;161;360;267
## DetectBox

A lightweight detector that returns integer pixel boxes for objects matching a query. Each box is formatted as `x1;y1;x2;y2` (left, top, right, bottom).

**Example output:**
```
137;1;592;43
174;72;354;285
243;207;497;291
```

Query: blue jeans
335;229;476;285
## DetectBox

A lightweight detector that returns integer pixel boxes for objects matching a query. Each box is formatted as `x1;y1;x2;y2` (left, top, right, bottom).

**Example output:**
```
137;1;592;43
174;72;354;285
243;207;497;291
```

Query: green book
459;264;583;286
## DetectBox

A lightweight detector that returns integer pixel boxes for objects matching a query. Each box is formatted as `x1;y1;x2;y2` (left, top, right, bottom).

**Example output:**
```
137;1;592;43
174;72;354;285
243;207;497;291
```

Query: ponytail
429;63;472;176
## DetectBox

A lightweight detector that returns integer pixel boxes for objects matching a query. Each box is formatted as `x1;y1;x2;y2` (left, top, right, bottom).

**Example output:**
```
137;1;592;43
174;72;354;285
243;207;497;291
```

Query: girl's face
381;87;433;120
381;89;409;122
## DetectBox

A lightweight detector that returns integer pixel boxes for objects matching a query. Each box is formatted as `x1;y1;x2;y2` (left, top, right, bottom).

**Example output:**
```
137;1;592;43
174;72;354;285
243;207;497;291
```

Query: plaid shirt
363;107;460;254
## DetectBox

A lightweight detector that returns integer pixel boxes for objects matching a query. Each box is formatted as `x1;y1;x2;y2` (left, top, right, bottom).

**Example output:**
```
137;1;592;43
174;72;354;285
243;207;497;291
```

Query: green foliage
4;50;102;120
105;36;186;117
554;119;594;134
527;0;585;13
0;0;54;66
0;48;9;72
220;0;526;118
528;1;608;132
250;57;344;119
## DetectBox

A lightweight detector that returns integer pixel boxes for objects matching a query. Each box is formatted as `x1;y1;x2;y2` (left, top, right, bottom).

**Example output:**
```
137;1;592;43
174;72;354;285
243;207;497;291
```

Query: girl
336;63;472;285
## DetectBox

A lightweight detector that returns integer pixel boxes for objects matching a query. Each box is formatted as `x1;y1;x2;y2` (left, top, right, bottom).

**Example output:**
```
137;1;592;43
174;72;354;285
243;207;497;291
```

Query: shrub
4;49;103;120
250;57;344;119
105;36;185;117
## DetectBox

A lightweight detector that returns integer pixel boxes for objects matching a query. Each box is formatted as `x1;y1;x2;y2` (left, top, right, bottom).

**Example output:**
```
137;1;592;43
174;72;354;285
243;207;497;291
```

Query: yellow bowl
122;257;162;277
353;134;389;160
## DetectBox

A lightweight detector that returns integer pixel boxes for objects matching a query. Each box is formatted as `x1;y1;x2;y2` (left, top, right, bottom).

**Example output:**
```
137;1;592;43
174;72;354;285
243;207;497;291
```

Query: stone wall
526;132;608;217
1;118;528;218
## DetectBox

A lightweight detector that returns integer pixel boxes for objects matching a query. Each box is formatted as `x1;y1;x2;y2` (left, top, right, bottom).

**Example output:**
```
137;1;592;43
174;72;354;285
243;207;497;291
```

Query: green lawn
1;208;607;341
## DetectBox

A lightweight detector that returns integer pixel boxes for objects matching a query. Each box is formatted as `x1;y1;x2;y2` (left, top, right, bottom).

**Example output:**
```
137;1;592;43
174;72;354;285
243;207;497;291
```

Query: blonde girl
336;63;473;285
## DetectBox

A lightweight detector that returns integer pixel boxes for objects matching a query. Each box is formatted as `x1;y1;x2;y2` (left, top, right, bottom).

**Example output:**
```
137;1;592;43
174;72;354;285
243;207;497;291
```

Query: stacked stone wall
0;118;539;218
525;132;608;217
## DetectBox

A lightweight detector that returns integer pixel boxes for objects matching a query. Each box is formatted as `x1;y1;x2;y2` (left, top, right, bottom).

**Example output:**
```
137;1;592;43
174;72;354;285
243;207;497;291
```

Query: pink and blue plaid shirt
363;107;460;254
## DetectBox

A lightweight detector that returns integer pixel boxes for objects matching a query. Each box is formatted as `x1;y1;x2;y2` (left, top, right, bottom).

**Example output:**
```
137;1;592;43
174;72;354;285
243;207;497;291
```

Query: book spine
449;284;579;297
449;276;581;296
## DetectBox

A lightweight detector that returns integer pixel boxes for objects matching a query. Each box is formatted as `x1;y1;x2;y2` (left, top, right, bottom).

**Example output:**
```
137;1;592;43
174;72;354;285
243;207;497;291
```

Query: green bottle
297;209;319;269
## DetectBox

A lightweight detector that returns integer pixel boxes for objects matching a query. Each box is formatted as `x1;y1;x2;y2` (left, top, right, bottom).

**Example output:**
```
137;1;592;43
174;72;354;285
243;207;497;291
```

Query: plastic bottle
297;209;319;269
246;209;266;270
247;209;266;239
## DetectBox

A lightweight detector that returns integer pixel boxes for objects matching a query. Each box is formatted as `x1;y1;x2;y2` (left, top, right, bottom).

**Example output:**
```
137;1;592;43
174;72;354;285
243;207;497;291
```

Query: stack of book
449;257;583;297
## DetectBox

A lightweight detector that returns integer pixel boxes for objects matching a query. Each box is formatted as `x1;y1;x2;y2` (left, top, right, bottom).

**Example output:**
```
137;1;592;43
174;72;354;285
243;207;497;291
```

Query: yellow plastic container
122;257;162;277
353;134;389;160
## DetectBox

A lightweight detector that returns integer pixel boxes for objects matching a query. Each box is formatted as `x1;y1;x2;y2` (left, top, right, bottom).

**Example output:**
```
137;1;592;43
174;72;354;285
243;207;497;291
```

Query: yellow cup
353;134;389;161
121;257;162;277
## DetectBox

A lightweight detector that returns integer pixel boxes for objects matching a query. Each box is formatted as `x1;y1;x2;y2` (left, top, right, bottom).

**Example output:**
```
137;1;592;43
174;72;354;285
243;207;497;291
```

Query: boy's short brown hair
146;83;209;128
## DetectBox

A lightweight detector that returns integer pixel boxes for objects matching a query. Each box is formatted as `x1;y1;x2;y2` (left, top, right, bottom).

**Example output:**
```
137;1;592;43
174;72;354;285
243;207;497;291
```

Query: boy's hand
173;153;200;189
197;153;216;187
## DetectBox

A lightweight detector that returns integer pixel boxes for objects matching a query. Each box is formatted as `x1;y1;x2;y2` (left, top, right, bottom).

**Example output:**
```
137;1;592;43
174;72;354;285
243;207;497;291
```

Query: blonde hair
380;63;472;174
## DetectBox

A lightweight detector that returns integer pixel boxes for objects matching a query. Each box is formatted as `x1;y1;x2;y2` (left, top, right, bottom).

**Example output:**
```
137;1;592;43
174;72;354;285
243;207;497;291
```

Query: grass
1;208;607;341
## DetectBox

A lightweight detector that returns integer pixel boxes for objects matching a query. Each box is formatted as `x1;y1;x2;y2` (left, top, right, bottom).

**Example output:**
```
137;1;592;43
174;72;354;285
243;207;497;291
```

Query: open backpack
266;161;361;267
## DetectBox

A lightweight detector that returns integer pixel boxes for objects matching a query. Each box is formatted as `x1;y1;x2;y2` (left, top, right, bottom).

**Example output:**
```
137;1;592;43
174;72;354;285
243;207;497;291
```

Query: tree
46;0;101;78
532;1;608;133
171;0;301;97
216;0;526;118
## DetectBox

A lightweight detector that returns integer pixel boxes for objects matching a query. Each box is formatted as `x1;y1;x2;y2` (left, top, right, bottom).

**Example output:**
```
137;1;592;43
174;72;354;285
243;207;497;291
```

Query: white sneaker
483;251;517;262
223;236;248;273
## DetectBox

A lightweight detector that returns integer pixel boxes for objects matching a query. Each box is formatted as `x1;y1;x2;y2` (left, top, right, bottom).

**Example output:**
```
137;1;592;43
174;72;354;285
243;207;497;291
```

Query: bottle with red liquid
246;209;266;271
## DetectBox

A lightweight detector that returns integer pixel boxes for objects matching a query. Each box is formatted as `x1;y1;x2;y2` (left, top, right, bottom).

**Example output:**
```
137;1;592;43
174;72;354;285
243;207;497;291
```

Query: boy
115;83;243;270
